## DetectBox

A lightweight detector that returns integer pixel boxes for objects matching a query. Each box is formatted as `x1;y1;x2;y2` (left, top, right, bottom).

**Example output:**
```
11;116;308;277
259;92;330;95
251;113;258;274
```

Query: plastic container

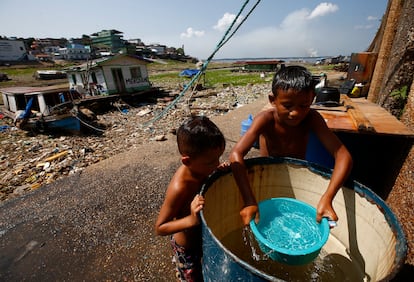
241;114;259;148
241;114;254;136
249;197;330;265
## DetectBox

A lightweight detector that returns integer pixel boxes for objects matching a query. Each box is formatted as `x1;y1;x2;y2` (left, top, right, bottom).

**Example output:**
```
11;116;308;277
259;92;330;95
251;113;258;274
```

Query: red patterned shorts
170;236;203;281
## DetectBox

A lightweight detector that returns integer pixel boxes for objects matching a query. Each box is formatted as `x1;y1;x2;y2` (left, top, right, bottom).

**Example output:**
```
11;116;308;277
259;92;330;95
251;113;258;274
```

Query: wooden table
314;95;414;136
309;95;413;198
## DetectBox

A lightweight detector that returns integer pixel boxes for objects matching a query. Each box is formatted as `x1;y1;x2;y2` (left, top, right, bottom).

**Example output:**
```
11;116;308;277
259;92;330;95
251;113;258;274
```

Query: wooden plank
316;95;414;137
342;95;376;132
264;94;413;137
353;98;414;136
317;109;356;132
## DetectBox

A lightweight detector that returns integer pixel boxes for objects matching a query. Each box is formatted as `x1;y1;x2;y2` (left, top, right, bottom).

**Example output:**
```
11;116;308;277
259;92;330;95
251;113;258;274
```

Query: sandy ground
1;92;413;281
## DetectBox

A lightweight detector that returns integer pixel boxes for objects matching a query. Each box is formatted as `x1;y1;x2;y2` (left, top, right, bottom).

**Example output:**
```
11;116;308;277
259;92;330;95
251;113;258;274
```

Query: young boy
229;65;353;226
155;115;226;282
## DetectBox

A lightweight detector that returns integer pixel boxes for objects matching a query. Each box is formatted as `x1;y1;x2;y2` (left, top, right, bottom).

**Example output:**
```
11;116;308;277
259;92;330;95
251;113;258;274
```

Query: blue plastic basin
250;197;330;265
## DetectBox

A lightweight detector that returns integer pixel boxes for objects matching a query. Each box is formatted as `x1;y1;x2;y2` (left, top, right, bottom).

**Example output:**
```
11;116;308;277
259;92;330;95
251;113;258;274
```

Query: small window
130;67;142;79
71;74;77;84
91;72;97;84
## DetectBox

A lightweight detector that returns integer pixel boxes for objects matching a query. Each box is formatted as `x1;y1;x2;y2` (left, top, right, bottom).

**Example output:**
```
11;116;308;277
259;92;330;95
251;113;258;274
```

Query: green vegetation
2;67;37;76
204;69;270;87
0;64;69;88
147;59;195;72
306;64;337;73
149;68;271;88
390;85;408;118
390;85;408;100
148;60;336;88
148;59;283;88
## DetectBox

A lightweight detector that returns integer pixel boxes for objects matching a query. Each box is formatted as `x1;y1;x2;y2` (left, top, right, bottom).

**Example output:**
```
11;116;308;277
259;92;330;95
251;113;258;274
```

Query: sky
0;0;388;60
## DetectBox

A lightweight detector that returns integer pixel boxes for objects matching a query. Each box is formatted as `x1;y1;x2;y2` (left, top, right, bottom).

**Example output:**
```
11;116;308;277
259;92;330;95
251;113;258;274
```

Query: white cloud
212;3;344;59
307;2;338;20
280;9;308;30
183;3;375;60
307;48;319;57
354;24;374;30
213;12;244;32
180;27;205;38
352;15;378;31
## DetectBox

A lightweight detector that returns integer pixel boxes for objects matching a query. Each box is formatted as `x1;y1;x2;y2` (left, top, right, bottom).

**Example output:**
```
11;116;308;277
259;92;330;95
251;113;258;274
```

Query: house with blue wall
59;43;91;61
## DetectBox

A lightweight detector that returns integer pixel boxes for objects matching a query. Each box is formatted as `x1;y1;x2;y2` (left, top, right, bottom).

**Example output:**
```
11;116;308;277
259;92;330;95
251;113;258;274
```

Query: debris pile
0;83;270;201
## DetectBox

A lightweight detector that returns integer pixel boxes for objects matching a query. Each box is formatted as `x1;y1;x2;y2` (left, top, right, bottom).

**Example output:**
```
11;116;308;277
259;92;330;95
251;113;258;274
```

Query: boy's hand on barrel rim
240;205;259;225
316;199;338;225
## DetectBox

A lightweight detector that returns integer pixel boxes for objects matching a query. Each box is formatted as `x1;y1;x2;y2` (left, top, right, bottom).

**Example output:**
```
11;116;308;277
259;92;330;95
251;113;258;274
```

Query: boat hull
17;114;81;134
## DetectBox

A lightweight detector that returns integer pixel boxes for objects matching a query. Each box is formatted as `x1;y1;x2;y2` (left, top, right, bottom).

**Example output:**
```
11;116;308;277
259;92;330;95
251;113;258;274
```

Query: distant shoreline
212;56;327;64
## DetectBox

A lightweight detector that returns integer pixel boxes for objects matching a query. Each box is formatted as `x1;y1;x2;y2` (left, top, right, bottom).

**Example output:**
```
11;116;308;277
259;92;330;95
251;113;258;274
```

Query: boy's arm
317;144;352;222
229;114;267;225
230;159;259;225
229;160;257;206
155;184;204;236
311;111;353;222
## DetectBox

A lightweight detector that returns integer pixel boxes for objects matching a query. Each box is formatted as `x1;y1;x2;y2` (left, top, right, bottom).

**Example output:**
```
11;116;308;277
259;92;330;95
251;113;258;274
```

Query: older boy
155;115;226;282
230;65;353;226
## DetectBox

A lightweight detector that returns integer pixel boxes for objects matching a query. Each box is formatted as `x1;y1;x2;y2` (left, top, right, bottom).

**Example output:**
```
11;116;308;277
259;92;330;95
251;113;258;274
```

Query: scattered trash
44;150;69;162
151;135;167;141
137;108;152;117
1;83;268;201
0;125;10;132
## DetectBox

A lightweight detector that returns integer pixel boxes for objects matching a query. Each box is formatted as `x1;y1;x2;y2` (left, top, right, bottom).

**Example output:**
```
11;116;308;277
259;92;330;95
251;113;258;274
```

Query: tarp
18;97;34;119
179;69;200;78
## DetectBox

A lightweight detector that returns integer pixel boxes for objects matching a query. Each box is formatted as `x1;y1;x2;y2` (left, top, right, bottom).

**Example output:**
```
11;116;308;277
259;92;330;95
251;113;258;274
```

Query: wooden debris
342;95;376;132
44;151;69;162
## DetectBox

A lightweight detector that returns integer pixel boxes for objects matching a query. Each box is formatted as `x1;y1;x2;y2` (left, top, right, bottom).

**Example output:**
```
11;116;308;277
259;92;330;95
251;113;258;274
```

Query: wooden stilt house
65;54;152;96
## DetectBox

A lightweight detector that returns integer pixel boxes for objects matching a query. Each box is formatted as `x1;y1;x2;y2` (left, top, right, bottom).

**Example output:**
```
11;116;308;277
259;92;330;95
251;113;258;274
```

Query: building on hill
147;44;167;55
0;39;36;61
59;43;91;61
90;30;125;54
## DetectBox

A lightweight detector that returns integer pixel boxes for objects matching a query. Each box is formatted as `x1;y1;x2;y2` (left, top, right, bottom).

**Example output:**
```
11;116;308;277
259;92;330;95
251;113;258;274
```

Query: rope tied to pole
144;0;261;126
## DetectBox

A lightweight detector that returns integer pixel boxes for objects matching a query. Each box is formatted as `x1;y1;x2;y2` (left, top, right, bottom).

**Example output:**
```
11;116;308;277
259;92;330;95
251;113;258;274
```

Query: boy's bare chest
263;126;309;158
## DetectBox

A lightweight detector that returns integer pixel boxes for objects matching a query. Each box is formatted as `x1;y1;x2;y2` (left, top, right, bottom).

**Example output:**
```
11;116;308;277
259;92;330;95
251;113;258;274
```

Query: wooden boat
33;70;67;80
0;86;85;134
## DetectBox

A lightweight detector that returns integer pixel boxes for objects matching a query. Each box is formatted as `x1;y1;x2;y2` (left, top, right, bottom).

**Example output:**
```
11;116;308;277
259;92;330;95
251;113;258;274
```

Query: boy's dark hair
271;65;315;95
177;115;225;157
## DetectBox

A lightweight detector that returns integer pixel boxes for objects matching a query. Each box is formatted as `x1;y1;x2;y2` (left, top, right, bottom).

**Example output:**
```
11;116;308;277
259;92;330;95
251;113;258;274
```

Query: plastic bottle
240;114;259;148
240;114;253;136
